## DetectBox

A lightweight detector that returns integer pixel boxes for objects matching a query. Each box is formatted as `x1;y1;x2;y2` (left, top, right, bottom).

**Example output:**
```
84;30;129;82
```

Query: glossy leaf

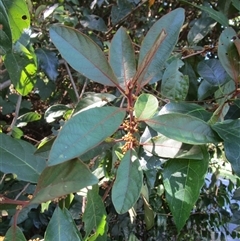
218;27;240;82
16;112;41;127
134;94;158;120
197;59;228;86
145;113;221;145
31;159;98;204
49;25;119;87
163;155;209;232
44;104;71;123
161;59;189;101
109;27;136;90
0;133;46;183
3;226;27;241
80;14;107;32
0;1;12;54
112;149;143;214
35;48;59;81
4;42;37;96
2;0;30;43
212;119;240;142
44;207;82;241
48;107;125;166
224;141;240;176
83;186;108;240
137;8;185;86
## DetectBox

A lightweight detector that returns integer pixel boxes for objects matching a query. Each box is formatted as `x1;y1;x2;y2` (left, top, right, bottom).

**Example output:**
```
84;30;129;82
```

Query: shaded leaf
0;1;12;54
218;27;240;82
35;48;59;81
80;14;107;32
145;113;221;145
109;27;136;90
2;0;30;43
83;185;108;240
0;133;46;183
198;79;218;101
232;0;240;11
31;159;98;204
137;8;185;86
3;226;27;241
161;59;189;100
197;59;228;86
142;196;154;230
48;107;126;166
49;24;119;87
134;94;158;120
163;154;209;232
112;149;143;214
44;207;82;241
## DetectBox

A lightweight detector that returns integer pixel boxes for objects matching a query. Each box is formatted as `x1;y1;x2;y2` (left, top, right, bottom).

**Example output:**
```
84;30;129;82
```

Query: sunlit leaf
112;149;143;214
109;27;136;90
49;24;119;88
31;158;98;204
48;107;126;166
44;104;71;123
16;112;41;127
163;154;209;232
0;133;46;183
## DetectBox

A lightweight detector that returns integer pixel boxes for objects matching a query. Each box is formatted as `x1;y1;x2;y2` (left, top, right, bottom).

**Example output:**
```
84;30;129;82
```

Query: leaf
163;154;209;232
0;1;12;54
145;113;221;145
224;141;240;177
48;107;126;166
3;226;27;241
149;0;155;8
232;0;240;11
83;185;108;240
112;149;143;214
109;27;136;90
161;59;189;101
31;158;98;204
44;207;82;241
2;0;30;43
4;42;37;96
197;59;228;86
198;79;218;101
180;0;229;27
44;104;71;123
136;8;185;86
0;133;46;183
218;27;240;82
212;119;240;142
187;17;216;45
80;14;107;32
134;94;158;120
142;196;154;230
35;48;59;81
16;112;41;127
49;24;119;87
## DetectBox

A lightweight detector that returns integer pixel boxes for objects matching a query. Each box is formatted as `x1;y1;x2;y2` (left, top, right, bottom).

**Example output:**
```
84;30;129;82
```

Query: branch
0;80;11;91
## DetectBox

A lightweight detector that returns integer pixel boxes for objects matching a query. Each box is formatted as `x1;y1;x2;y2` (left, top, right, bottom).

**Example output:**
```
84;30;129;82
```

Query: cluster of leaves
0;0;240;240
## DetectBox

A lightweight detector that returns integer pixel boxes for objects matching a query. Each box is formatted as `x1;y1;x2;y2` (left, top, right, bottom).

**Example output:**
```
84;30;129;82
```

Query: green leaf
4;42;37;96
134;94;158;120
3;226;27;241
212;119;240;142
16;112;41;127
109;27;136;90
145;113;221;145
232;0;240;11
180;0;229;27
49;24;119;87
0;133;46;183
35;48;59;81
44;104;71;123
224;141;240;177
218;27;240;82
83;185;108;240
2;0;30;43
80;14;107;32
163;154;209;232
0;1;12;54
142;133;205;160
48;107;125;166
44;207;82;241
31;158;98;204
136;8;185;86
112;149;143;214
161;59;189;101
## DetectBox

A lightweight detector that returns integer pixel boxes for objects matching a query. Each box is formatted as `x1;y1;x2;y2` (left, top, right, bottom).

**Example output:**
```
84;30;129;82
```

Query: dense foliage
0;0;240;240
